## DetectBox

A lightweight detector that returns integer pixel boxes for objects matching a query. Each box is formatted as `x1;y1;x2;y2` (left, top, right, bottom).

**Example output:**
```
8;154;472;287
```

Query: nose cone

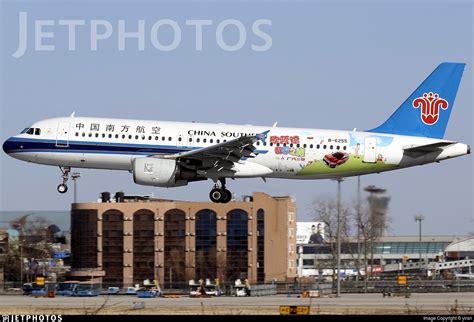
3;137;13;155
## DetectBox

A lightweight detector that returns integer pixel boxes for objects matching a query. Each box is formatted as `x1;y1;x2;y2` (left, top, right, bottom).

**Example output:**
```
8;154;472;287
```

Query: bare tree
310;198;352;284
353;200;391;291
8;215;55;283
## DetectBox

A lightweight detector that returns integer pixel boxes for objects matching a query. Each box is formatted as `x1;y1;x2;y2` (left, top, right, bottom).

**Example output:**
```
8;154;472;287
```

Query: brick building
70;192;297;288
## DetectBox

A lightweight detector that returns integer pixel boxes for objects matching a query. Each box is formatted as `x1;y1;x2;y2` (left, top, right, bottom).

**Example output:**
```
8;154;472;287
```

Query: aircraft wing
403;142;454;153
164;130;269;161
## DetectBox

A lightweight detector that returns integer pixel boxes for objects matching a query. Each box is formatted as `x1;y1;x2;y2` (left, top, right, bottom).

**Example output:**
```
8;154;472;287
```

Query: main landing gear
209;178;232;203
57;166;71;194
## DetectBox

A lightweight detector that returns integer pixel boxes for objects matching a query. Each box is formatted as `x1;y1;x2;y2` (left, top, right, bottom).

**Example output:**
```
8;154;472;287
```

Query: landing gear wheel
210;188;223;203
57;184;68;194
221;189;232;203
57;166;71;194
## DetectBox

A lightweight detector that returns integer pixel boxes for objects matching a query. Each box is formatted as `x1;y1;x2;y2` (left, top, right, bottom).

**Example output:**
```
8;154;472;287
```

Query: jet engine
132;157;197;187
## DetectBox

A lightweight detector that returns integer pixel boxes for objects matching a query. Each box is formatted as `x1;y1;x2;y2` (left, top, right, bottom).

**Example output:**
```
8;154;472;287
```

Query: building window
102;210;124;287
257;209;265;283
303;259;314;266
71;209;98;269
226;209;249;282
195;209;217;280
164;209;186;287
133;209;155;285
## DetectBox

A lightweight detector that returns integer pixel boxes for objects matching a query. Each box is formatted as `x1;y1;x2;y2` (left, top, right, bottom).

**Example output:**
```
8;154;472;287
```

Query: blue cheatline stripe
4;137;269;155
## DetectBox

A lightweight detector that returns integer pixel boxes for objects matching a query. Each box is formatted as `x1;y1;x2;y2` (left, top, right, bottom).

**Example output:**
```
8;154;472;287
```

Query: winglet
272;121;278;127
70;111;76;117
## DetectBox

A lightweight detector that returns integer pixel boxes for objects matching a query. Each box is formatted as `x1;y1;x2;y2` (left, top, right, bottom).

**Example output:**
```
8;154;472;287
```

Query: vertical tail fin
368;62;465;139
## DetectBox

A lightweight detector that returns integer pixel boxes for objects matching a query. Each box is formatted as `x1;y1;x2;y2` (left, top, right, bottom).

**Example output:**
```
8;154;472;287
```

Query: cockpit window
22;128;41;135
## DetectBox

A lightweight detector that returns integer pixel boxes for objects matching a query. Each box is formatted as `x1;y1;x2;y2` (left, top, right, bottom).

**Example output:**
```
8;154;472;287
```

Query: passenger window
129;135;132;139
148;136;152;140
168;137;172;141
95;133;99;138
257;142;260;146
162;136;166;141
343;146;347;150
135;135;139;140
122;134;126;139
115;134;119;139
82;133;86;137
75;132;79;137
323;145;327;149
197;138;200;143
178;137;182;142
216;139;220;144
142;135;145;140
270;143;273;147
102;133;106;138
34;128;41;135
189;138;192;142
108;134;112;138
310;144;313;149
337;146;340;150
330;145;333;150
203;138;207;143
155;136;159;140
210;139;213;143
89;133;93;137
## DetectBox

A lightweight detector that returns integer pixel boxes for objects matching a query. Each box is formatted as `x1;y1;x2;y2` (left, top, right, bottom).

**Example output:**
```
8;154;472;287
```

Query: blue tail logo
369;62;465;139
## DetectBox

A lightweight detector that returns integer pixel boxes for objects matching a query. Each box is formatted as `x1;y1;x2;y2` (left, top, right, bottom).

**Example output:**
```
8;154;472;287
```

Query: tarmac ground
0;292;473;315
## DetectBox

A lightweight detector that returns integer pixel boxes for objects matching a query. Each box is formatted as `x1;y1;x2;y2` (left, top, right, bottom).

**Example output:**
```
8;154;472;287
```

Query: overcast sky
1;0;472;236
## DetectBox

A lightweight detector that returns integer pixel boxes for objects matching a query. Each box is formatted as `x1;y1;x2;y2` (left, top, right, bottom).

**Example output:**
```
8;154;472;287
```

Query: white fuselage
3;117;470;181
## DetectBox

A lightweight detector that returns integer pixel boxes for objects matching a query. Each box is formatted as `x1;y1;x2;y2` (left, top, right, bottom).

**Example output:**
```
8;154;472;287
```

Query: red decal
412;92;449;125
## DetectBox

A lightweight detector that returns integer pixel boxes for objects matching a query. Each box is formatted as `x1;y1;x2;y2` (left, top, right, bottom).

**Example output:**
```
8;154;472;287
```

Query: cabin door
363;137;377;163
56;122;70;148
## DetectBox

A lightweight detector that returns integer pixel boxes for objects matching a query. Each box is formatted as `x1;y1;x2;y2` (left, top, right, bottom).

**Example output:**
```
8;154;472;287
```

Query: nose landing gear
209;178;232;203
57;166;71;194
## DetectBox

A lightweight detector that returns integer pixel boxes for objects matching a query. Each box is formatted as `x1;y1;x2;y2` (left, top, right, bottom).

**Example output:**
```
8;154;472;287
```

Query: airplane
2;62;470;203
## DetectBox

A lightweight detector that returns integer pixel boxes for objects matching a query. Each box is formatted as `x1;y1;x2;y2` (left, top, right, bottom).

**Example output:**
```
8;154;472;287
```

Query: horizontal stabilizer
403;141;454;153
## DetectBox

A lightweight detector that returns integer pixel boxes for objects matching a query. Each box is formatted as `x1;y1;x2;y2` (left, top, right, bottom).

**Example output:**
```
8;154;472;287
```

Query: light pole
414;214;425;273
71;172;82;203
356;176;361;282
333;177;345;297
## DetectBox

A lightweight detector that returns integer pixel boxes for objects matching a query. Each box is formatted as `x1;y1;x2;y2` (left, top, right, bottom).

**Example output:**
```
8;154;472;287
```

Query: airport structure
70;192;297;287
297;235;473;279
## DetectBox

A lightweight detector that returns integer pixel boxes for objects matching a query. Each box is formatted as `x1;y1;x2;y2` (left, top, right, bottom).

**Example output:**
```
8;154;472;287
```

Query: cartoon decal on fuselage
297;133;396;175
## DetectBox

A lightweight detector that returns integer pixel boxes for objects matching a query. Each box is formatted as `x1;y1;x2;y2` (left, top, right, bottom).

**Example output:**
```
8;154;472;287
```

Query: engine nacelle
133;157;195;187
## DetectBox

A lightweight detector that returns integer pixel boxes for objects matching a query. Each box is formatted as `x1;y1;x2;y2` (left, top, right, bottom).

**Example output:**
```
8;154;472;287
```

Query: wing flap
403;141;454;153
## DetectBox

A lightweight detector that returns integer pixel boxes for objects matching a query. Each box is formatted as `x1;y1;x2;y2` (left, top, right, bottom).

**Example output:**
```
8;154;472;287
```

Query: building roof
445;237;474;252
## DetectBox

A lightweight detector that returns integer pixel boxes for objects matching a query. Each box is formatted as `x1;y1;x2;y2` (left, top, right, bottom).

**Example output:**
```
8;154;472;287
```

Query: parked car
22;283;33;295
107;287;121;295
323;152;349;168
